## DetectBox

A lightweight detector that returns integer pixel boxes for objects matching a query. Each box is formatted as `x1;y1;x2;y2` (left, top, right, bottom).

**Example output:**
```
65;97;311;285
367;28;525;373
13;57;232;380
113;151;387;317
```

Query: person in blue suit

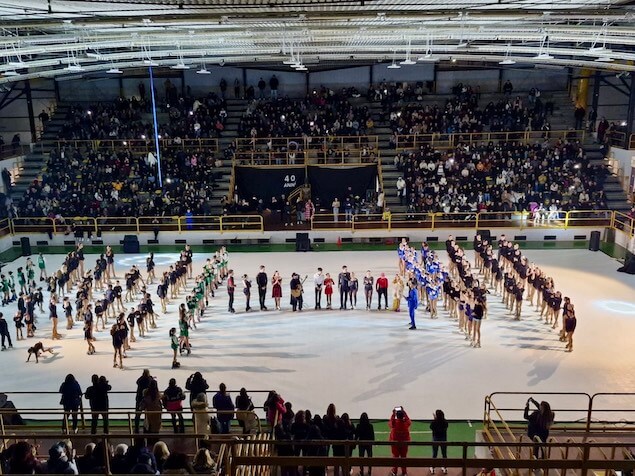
406;281;418;330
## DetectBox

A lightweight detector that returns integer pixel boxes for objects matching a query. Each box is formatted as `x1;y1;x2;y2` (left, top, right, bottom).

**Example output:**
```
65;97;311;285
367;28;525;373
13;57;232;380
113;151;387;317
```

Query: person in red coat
389;407;411;476
376;273;389;310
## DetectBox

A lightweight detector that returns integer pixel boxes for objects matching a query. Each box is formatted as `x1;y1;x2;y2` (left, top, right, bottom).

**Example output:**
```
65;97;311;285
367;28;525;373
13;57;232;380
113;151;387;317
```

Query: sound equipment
588;231;601;252
20;237;31;257
122;235;140;254
476;229;491;242
295;232;311;252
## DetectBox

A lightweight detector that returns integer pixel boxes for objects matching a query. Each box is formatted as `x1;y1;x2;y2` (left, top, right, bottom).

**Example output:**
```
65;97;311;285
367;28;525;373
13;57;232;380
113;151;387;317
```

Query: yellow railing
51;138;220;154
234;135;380;166
5;211;633;236
307;210;626;234
394;129;587;150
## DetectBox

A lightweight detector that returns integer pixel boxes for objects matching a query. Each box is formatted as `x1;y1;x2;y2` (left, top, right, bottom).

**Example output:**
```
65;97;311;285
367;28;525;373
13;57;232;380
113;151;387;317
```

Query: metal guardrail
0;144;30;161
393;130;587;151
51;138;220;154
2;210;633;237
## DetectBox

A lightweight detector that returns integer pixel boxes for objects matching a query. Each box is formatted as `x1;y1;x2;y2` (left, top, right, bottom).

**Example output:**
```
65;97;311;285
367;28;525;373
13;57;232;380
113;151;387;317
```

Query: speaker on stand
123;235;140;254
20;237;31;257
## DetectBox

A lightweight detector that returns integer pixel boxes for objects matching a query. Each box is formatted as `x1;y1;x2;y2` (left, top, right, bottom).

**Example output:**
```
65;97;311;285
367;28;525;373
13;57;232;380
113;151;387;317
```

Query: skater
0;312;12;350
256;265;268;310
227;269;236;313
313;267;324;310
242;274;252;312
376;272;389;310
13;311;24;341
349;272;359;309
271;270;282;311
146;253;156;284
405;281;418;330
38;253;47;281
111;317;125;369
170;328;180;369
105;246;115;281
363;270;374;311
178;309;191;355
26;341;54;362
324;273;334;309
338;265;350;310
50;295;62;340
85;322;95;355
63;297;73;330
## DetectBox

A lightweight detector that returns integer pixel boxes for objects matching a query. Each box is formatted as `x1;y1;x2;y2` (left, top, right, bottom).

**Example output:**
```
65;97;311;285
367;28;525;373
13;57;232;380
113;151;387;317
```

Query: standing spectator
219;78;227;99
389;407;411;476
140;378;163;439
138;82;146;99
332;197;340;222
0;312;12;350
264;391;286;427
430;410;449;474
588;107;597;132
597;117;609;143
59;374;83;433
192;393;210;436
270;75;279;99
2;168;12;193
234;78;241;99
11;133;20;153
356;412;375;476
396;177;406;205
304;198;315;224
163;378;186;433
213;383;235;434
502;80;513;95
186;372;209;408
258;78;266;99
574;105;586;130
524;398;555;458
235;387;256;434
38;109;50;125
85;374;111;434
134;369;153;433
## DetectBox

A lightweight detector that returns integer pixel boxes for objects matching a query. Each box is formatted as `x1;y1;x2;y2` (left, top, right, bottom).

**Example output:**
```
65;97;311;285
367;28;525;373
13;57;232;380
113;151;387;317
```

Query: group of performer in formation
397;234;578;351
0;234;579;368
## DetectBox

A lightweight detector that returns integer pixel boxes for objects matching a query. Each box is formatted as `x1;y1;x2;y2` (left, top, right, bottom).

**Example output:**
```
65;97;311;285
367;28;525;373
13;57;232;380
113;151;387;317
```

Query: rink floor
1;247;634;420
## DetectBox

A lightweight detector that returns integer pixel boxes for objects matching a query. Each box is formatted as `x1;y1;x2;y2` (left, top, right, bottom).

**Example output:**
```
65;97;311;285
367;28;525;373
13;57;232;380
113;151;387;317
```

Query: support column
148;66;163;188
576;68;591;108
25;79;37;143
591;70;601;114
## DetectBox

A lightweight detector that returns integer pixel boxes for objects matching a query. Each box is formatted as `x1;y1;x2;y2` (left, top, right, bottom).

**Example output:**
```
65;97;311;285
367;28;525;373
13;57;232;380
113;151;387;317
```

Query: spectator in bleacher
503;80;513;95
59;373;83;434
186;371;209;408
597;117;609;143
192;448;217;474
11;133;20;153
212;382;235;434
1;441;42;474
258;78;267;99
163;378;186;434
84;374;111;434
134;369;153;433
264;390;286;427
389;407;411;476
139;378;163;438
270;75;279;99
356;412;375;476
152;441;170;473
524;397;555;458
45;442;77;475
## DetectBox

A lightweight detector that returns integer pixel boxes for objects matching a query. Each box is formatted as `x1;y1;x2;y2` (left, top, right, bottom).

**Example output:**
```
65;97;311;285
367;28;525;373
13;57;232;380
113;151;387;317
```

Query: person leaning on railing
523;398;555;458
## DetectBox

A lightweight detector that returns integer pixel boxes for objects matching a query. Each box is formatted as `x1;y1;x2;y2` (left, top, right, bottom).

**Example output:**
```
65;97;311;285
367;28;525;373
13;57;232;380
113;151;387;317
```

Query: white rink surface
1;248;634;419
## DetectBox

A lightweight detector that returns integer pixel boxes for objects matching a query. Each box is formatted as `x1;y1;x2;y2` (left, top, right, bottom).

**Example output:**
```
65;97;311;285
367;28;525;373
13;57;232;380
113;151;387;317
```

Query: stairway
10;104;70;198
208;98;248;215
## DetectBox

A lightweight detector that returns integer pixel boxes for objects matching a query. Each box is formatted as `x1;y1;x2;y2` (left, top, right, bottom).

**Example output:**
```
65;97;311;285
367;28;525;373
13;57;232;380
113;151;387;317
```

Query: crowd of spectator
15;145;223;218
388;82;553;142
393;139;609;216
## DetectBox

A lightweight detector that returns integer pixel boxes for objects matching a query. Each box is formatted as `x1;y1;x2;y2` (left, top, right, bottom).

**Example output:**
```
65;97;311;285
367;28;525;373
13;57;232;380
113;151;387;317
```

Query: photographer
389;406;411;476
85;374;111;434
524;398;555;458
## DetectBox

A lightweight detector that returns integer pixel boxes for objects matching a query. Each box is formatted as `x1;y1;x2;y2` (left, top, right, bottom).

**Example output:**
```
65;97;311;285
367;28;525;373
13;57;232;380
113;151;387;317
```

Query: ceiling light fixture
499;43;516;65
387;51;401;69
106;67;123;74
400;38;416;65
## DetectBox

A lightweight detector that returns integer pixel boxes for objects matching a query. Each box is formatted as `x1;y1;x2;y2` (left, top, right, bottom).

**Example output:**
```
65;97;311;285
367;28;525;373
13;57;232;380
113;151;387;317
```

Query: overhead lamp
456;41;468;48
387;61;401;69
589;46;612;54
400;59;416;65
106;67;123;74
499;59;516;65
2;70;19;77
143;59;159;66
594;56;614;63
534;53;554;60
171;62;190;70
196;67;211;74
283;57;296;65
64;64;84;72
295;64;307;71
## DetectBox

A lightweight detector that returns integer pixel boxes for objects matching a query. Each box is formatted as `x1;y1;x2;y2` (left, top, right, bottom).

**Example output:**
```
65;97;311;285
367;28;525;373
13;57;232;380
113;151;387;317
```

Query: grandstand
1;0;635;475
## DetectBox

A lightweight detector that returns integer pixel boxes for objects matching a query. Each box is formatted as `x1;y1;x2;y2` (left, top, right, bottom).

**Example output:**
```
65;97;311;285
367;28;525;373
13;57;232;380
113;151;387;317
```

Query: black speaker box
476;229;491;242
589;231;601;252
123;235;140;254
295;233;310;252
20;237;31;257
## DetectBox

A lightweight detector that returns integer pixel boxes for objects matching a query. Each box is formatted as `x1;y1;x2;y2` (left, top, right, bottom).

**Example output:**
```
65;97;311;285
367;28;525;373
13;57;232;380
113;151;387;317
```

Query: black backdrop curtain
234;166;306;201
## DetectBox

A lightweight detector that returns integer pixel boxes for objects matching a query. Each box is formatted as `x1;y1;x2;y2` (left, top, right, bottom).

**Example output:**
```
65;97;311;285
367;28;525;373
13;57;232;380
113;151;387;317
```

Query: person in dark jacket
356;412;375;476
0;312;12;350
163;378;186;433
134;369;153;433
430;410;449;474
274;423;295;476
186;372;209;408
46;443;75;474
59;374;82;433
524;398;554;458
235;387;255;434
212;382;235;434
85;374;111;434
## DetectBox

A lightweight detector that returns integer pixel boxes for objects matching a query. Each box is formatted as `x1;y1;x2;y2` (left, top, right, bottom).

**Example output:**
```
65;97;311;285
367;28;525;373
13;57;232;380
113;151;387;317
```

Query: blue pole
148;66;163;188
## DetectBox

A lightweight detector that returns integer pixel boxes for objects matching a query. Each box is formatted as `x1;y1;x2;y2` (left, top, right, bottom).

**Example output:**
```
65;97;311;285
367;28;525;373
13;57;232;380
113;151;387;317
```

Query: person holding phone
430;410;448;474
389;406;411;476
524;398;554;458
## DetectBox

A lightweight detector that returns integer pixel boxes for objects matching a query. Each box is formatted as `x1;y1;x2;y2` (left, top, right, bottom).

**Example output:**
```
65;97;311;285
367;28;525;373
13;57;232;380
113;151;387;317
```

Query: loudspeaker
20;237;31;257
122;235;140;254
589;231;600;252
476;229;491;242
295;233;310;252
